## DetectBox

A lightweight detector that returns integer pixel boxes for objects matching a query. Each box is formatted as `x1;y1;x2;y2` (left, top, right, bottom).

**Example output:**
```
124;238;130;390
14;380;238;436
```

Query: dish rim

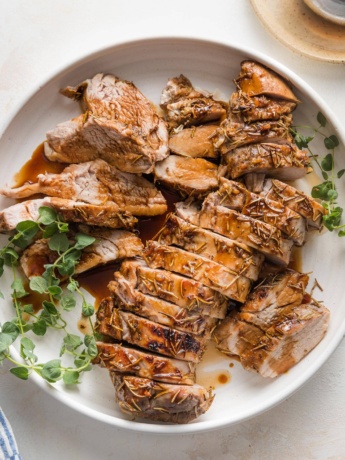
2;36;345;434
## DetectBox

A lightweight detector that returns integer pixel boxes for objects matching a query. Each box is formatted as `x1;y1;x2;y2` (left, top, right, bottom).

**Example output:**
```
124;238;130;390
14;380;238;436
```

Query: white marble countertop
1;1;345;459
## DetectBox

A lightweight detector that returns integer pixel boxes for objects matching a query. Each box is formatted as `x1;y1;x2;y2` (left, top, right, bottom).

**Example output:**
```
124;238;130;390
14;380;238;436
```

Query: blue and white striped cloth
0;409;22;460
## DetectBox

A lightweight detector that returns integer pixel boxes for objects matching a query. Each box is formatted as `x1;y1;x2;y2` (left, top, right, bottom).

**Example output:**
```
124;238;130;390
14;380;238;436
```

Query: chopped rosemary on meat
0;207;99;384
291;111;344;236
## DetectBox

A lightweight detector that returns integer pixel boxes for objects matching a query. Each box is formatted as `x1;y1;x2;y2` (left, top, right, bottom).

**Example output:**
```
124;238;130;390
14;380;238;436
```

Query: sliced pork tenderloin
94;343;196;385
45;74;169;173
0;197;137;232
230;92;297;123
160;75;227;129
242;269;309;313
157;213;264;280
235;60;300;103
175;201;293;265
20;226;143;279
1;159;167;217
205;178;306;246
154;155;220;198
213;300;329;378
119;259;228;319
108;273;218;336
95;307;206;363
143;241;252;302
214;115;294;154
111;374;213;423
261;179;327;229
222;142;309;181
168;125;219;159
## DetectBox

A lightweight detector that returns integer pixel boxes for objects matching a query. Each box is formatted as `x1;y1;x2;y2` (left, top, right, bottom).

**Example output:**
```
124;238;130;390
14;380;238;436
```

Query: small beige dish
304;0;345;26
250;0;345;63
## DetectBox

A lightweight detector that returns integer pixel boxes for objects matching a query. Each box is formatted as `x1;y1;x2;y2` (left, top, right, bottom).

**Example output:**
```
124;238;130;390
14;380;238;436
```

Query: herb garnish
291;112;345;236
0;207;99;384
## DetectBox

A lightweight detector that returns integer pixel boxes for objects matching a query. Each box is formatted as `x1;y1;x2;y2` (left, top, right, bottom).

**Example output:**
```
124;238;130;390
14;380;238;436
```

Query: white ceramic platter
1;38;345;434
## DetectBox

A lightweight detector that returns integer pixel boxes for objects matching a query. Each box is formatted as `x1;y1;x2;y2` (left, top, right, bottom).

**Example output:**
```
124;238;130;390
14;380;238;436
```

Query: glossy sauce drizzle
13;143;66;188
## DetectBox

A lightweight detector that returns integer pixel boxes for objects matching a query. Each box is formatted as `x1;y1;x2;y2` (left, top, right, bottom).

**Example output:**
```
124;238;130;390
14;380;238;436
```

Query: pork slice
214;115;294;154
0;198;137;232
242;269;309;312
157;213;264;281
154;155;220;198
235;60;300;102
223;143;309;181
160;75;200;107
45;74;169;173
108;273;217;336
165;97;227;129
143;241;252;302
230;92;297;123
20;227;143;279
1;159;167;217
213;301;330;378
175;201;293;265
96;308;206;363
206;178;306;246
262;179;327;229
160;75;227;129
119;259;228;319
168;125;219;159
111;374;213;423
95;342;196;385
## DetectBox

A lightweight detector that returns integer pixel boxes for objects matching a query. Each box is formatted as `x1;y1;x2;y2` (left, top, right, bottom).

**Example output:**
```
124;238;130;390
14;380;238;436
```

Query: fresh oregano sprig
291;111;345;236
0;207;99;384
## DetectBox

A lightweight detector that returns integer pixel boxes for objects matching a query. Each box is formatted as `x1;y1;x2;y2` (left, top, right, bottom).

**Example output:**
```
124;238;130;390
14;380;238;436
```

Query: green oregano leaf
61;294;76;311
13;221;39;249
29;276;48;294
63;370;80;385
74;233;96;250
38;207;57;225
321;153;333;172
317;111;327;127
82;301;94;317
41;359;62;382
32;320;47;336
11;278;28;298
10;367;29;380
48;233;70;253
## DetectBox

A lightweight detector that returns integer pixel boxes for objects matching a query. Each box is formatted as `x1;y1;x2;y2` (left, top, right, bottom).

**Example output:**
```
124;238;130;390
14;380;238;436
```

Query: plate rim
2;36;345;434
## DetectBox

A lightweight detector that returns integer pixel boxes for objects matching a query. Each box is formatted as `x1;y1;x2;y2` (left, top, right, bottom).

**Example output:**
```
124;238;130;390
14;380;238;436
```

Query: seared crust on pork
223;143;309;181
175;201;293;265
230;92;297;123
160;74;227;129
262;179;327;229
95;343;196;385
108;273;217;336
157;213;264;281
111;374;214;423
143;241;252;302
119;260;228;319
96;307;206;363
205;178;306;245
235;61;300;102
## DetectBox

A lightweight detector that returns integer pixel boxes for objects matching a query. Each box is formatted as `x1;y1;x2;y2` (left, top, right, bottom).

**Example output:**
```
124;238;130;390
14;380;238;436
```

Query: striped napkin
0;409;22;460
